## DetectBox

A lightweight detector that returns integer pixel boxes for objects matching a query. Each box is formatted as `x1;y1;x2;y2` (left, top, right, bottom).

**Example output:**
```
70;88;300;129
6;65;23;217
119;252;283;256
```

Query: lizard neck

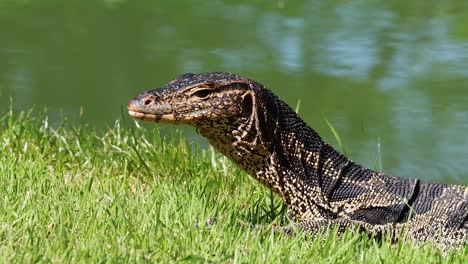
199;86;377;219
245;87;380;219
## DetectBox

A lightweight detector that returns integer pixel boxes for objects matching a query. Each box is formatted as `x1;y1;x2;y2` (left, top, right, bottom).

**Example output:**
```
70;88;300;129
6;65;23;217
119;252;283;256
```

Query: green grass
0;109;466;263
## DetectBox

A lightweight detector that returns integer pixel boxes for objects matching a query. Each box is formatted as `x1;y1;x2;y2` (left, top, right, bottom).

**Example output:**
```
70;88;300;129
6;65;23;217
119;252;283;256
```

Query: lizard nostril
144;99;152;105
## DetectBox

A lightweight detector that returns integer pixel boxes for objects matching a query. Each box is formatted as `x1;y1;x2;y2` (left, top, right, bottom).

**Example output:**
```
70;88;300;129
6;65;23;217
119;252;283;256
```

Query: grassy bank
0;109;466;263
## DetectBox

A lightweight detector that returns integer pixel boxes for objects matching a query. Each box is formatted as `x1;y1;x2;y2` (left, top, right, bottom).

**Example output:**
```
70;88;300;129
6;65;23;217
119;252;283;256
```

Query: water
1;0;468;184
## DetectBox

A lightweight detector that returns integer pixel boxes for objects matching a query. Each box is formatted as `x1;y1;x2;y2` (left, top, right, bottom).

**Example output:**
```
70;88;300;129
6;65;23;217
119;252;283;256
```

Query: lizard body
128;72;467;251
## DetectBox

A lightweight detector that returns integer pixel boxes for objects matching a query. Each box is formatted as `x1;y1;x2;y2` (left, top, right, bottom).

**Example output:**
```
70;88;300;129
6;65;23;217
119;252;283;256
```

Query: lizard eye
191;89;212;100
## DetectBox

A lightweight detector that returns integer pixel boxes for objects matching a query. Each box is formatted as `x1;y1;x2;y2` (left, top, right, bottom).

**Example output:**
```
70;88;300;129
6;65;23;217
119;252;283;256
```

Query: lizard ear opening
242;92;253;116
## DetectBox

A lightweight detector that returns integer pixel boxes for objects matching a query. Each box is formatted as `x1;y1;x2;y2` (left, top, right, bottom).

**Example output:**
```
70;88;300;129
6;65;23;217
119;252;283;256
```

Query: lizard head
127;72;255;125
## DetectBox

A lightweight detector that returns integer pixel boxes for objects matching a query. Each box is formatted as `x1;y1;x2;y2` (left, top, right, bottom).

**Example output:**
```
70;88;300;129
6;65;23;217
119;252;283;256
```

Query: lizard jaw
127;109;177;123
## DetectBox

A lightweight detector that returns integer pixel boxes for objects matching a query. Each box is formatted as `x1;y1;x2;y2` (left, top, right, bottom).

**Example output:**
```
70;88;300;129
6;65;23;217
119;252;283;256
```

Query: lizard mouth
127;109;177;123
128;110;157;121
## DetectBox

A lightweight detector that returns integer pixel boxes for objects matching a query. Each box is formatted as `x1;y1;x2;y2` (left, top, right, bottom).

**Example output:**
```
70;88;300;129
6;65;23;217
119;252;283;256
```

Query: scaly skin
128;72;468;252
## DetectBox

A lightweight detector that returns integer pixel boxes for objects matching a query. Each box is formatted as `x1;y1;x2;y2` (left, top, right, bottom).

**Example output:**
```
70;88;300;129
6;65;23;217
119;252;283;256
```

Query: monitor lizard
127;72;467;252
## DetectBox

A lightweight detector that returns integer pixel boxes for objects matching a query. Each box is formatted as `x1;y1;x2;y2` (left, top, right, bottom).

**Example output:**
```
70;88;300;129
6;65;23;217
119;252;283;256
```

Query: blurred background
1;0;468;184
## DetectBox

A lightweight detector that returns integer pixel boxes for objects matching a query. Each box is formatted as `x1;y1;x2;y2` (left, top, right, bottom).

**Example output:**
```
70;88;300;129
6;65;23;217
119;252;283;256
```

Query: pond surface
1;0;468;184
